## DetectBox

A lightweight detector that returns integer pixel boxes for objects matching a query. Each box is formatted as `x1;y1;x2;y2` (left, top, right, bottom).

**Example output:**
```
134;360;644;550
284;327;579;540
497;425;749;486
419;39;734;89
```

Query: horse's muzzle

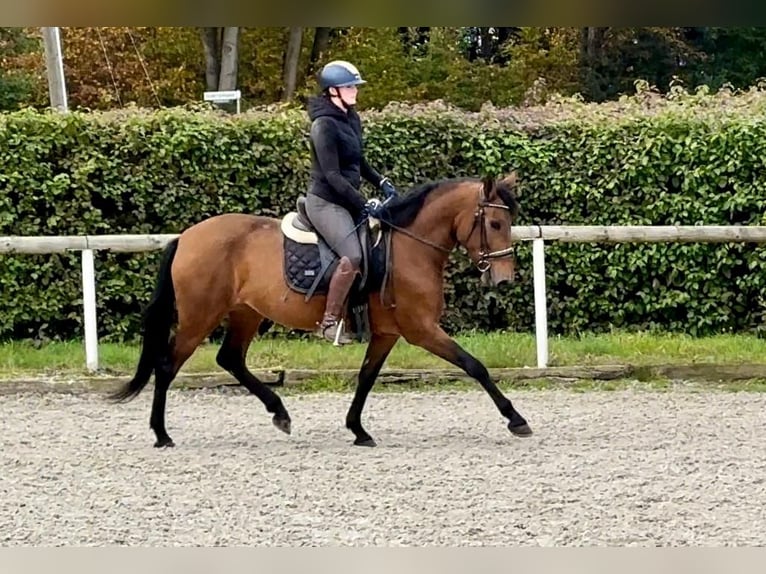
481;263;516;286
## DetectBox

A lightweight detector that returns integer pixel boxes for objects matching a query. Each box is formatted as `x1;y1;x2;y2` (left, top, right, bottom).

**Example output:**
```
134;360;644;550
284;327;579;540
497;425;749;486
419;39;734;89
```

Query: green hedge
3;85;766;342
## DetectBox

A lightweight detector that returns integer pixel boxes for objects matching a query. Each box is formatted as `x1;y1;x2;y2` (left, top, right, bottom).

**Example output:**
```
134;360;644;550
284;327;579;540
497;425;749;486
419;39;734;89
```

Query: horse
108;172;533;447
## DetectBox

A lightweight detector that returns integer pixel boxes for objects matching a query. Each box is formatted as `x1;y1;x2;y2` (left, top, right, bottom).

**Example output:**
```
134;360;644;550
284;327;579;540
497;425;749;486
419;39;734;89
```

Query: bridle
467;198;517;273
379;194;517;273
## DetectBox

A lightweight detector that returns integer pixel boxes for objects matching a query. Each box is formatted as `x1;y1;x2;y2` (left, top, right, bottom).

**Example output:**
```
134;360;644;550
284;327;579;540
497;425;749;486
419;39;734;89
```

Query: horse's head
379;172;521;286
457;172;521;286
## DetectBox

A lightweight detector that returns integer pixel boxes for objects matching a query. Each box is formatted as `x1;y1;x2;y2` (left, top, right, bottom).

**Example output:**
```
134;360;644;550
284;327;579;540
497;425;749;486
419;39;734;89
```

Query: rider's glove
364;198;385;219
379;177;398;199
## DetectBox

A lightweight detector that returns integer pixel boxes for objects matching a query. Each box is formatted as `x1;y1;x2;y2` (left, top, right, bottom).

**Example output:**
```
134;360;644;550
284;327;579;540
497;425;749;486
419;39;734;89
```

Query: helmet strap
329;87;354;112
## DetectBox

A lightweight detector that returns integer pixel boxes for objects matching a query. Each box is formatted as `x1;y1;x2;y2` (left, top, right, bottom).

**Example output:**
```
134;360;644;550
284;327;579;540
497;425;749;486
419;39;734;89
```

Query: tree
397;27;430;55
460;27;520;64
200;27;239;92
281;27;302;101
308;27;331;75
578;27;708;101
502;28;581;104
0;28;45;110
579;27;607;99
685;27;766;90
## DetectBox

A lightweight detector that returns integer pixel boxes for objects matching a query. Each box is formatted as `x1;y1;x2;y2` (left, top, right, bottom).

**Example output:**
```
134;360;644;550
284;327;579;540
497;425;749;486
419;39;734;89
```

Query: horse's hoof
154;437;175;448
353;437;377;447
273;415;292;435
508;422;533;437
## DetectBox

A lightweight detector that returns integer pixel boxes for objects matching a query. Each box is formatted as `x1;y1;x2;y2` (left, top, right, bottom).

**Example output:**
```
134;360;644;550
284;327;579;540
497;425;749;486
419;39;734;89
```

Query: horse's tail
108;237;179;403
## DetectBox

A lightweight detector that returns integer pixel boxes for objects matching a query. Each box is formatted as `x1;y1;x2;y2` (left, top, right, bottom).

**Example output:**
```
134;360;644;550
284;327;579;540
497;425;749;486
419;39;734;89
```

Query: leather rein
380;196;516;273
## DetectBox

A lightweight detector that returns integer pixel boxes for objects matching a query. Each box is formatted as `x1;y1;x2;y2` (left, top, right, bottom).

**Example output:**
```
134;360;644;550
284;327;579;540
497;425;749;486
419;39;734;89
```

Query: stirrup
317;318;352;346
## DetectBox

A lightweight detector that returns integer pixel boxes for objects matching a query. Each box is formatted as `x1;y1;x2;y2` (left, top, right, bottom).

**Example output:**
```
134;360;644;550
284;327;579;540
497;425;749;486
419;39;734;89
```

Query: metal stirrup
333;319;345;347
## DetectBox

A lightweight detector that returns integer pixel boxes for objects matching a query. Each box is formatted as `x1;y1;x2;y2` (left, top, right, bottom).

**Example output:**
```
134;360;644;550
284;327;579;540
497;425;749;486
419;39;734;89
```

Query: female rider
304;60;398;344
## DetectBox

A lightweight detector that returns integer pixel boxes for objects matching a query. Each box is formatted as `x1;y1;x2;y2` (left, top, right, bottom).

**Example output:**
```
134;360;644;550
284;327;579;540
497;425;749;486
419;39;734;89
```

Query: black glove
379;177;398;199
364;199;385;219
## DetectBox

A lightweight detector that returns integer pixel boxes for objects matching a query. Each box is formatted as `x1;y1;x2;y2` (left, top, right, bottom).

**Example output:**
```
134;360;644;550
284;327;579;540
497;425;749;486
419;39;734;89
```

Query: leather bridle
467;198;517;273
380;195;517;273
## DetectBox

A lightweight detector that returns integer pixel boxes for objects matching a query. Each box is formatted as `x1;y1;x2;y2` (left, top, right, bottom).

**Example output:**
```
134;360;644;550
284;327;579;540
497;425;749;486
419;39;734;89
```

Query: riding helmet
318;60;367;90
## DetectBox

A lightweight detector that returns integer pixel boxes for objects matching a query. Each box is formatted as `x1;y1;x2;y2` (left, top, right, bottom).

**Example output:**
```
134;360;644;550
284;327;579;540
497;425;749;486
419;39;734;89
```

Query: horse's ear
499;171;517;189
481;175;494;199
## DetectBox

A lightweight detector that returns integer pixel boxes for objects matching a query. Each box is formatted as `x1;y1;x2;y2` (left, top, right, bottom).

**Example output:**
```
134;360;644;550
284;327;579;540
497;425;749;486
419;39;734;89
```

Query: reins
344;187;518;308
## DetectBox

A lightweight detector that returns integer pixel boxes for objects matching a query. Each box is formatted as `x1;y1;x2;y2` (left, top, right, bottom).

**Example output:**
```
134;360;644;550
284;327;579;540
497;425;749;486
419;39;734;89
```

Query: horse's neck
403;186;473;262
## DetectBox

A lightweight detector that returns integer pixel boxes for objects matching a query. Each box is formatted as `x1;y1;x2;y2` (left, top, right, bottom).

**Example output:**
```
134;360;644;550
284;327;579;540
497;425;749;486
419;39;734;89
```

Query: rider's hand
379;177;397;199
364;198;384;219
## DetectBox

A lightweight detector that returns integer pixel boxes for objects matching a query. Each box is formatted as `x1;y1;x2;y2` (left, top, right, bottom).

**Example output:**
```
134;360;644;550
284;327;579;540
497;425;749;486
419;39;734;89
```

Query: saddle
279;196;392;342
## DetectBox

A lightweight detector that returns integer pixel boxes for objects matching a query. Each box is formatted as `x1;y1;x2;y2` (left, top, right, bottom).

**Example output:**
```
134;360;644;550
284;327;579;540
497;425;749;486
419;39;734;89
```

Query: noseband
465;198;516;273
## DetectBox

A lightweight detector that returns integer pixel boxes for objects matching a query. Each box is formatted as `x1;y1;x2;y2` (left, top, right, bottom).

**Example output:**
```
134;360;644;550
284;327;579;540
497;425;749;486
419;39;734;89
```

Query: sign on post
203;90;241;114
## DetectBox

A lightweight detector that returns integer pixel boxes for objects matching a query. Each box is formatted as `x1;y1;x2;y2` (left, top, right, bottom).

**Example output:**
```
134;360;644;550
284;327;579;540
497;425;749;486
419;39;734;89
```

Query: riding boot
316;256;357;344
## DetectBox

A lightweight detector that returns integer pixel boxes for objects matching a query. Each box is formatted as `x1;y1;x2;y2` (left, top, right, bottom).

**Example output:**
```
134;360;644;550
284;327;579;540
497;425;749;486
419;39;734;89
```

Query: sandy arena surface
1;386;765;546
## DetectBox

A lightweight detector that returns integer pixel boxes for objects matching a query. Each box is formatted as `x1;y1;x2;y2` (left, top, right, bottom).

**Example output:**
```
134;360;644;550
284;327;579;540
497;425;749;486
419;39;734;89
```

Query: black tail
108;238;179;403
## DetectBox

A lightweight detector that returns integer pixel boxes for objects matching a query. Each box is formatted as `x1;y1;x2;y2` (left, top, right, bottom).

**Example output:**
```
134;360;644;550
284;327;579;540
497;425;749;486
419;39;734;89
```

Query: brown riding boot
316;256;358;344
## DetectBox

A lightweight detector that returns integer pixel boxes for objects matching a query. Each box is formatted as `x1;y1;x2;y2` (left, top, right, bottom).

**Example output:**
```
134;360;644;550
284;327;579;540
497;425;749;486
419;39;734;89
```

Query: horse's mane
382;178;456;227
383;176;519;227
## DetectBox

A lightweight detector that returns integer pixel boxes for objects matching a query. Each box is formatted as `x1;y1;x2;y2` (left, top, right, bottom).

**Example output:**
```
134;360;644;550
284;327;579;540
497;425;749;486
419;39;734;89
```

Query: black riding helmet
318;60;367;91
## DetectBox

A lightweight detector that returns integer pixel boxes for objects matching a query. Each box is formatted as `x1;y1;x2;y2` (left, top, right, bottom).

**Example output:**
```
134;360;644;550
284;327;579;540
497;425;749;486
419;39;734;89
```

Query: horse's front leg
345;333;400;446
403;325;532;437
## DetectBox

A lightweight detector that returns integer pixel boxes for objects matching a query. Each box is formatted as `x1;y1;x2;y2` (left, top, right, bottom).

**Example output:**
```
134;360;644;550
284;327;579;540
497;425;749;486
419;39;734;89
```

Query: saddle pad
283;236;326;294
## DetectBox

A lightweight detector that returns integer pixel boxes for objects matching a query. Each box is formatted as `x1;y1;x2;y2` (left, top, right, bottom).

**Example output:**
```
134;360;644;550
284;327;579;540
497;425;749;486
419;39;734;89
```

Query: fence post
81;249;99;371
532;238;549;368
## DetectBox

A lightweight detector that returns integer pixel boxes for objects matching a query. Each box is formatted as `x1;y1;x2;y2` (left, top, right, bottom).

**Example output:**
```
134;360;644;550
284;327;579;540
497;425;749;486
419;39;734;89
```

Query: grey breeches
304;193;363;270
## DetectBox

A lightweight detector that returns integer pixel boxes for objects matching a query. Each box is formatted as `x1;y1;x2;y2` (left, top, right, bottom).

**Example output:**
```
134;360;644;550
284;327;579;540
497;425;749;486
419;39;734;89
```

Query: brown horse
109;172;532;447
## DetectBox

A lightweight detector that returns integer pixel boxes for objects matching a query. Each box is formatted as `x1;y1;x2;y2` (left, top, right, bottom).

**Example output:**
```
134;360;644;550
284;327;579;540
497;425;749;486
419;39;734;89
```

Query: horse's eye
490;220;502;231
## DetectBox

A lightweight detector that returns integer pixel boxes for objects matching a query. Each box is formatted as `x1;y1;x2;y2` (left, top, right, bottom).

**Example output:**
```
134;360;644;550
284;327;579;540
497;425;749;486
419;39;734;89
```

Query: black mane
381;178;458;227
382;176;519;227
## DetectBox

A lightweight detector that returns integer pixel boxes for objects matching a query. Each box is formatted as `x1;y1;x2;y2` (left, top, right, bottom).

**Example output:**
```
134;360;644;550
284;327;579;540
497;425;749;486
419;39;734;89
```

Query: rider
304;59;398;344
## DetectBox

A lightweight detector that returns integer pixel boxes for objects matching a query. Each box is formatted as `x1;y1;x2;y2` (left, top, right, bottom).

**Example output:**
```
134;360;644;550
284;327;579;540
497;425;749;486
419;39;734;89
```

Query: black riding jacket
307;95;383;218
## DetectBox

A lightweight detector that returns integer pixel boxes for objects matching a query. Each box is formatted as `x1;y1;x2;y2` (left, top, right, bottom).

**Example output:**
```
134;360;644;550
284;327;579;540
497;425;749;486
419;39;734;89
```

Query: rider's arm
310;118;367;212
360;156;383;188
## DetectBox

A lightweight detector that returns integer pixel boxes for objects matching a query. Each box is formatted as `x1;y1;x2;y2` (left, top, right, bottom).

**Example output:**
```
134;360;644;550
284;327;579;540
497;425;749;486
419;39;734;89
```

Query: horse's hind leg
151;309;225;448
216;307;291;435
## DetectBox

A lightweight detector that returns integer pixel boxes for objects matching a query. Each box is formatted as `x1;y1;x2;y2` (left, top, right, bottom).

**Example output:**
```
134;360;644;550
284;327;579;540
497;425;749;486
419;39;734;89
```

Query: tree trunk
582;27;606;61
580;27;607;100
218;27;239;91
415;27;430;48
479;27;494;60
308;27;331;77
200;27;221;91
282;26;303;101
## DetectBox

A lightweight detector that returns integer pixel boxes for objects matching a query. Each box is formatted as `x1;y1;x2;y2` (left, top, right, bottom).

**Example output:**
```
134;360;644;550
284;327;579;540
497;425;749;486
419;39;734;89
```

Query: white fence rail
5;226;766;371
